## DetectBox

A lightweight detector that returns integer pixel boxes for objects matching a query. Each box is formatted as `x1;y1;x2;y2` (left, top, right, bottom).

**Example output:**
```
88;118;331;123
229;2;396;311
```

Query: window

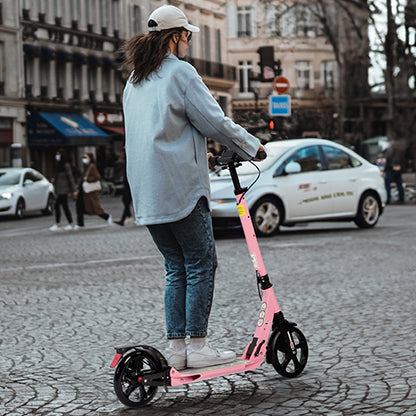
40;58;49;94
216;29;221;63
265;5;281;37
112;0;119;32
321;61;337;90
237;6;252;37
204;25;210;61
296;61;312;90
322;146;360;170
238;60;252;93
24;171;42;183
133;5;142;34
54;0;61;17
0;42;4;89
286;146;323;172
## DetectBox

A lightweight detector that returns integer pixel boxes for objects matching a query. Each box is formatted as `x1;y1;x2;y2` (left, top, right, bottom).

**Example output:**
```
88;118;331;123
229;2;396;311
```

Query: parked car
210;139;387;237
0;168;55;219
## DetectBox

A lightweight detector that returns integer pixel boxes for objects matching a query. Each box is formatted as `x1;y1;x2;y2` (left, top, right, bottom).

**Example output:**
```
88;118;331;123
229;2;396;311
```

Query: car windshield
211;143;294;177
0;171;21;186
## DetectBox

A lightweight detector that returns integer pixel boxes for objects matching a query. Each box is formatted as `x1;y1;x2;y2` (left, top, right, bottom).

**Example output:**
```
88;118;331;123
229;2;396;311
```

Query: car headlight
0;192;13;200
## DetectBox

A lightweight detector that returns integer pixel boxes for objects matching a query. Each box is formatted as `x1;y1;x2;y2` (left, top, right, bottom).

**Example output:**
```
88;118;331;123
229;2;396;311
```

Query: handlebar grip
208;156;219;166
255;150;267;160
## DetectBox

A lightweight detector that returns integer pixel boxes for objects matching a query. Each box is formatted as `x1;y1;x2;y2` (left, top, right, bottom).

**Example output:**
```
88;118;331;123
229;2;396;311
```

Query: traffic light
275;59;282;76
268;119;276;131
257;46;276;82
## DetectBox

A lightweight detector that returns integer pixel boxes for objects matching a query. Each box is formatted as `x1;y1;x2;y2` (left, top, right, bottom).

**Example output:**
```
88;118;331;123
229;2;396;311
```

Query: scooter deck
178;358;250;375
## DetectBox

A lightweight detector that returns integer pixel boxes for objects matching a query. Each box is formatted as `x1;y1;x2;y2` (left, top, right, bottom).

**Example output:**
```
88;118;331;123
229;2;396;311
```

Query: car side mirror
23;179;34;186
285;161;301;174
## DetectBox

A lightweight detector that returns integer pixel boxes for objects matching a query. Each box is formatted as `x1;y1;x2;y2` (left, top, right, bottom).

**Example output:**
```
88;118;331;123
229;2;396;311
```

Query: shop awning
101;126;125;135
27;112;111;146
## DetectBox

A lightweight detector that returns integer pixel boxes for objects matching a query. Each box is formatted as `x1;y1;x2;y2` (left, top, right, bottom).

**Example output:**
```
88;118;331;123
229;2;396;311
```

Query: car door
277;145;333;220
320;145;361;214
23;170;45;209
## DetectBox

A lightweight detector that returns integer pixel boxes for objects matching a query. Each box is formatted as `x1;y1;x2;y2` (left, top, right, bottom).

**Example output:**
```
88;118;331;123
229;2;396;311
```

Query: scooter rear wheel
113;350;160;407
268;326;308;378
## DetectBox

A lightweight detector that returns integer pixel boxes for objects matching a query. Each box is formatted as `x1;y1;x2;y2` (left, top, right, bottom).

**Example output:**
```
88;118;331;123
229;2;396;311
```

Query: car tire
42;193;55;215
15;198;25;219
354;191;381;228
251;197;283;237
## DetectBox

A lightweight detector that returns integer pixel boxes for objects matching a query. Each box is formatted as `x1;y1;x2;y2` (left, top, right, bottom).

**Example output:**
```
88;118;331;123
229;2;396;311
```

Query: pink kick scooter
110;149;308;407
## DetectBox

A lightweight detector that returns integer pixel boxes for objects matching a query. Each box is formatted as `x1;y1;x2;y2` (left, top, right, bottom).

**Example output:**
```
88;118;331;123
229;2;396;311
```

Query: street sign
273;76;290;94
269;95;291;117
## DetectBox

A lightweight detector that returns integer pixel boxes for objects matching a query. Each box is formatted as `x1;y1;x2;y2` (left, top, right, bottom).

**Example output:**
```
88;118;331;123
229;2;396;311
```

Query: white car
210;139;387;237
0;168;55;219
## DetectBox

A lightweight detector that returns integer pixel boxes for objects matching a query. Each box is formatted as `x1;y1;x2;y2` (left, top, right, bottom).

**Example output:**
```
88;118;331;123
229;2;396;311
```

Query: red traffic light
268;119;276;130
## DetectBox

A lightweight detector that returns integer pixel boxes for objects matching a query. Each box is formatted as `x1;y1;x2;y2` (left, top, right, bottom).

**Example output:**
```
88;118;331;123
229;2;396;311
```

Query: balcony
187;58;236;82
21;15;120;52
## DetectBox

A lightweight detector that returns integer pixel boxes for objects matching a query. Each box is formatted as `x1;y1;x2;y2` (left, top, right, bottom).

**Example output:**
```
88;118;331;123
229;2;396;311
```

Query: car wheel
15;198;25;219
354;191;380;228
42;193;55;215
251;197;283;237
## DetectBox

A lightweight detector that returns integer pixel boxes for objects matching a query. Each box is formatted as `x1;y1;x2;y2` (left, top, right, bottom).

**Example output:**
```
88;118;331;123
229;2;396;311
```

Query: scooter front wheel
113;350;160;407
268;326;308;378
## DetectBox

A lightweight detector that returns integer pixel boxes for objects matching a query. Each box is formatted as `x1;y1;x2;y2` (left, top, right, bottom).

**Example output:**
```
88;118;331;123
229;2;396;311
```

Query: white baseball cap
148;5;200;33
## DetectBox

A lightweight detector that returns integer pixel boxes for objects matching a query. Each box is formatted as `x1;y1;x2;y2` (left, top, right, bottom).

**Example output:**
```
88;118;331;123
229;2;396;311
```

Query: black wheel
268;326;308;378
251;197;283;237
354;191;381;228
42;193;55;215
15;198;25;219
113;351;160;407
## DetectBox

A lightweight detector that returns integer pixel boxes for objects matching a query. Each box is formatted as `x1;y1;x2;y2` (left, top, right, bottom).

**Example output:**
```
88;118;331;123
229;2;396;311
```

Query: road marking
2;255;161;272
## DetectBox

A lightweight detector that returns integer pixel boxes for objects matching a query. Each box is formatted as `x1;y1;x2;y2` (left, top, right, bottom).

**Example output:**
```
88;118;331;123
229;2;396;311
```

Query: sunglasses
183;30;192;43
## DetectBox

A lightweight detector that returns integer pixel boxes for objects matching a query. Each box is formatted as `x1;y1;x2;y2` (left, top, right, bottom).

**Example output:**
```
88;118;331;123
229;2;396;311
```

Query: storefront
27;111;110;179
0;118;13;167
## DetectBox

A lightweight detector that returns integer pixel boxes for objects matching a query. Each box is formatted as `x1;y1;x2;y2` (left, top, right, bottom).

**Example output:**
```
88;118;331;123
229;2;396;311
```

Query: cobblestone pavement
1;198;415;415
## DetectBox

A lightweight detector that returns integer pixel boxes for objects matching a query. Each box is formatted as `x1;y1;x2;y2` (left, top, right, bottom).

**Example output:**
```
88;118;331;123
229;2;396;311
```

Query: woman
123;5;265;369
49;150;78;231
76;153;113;227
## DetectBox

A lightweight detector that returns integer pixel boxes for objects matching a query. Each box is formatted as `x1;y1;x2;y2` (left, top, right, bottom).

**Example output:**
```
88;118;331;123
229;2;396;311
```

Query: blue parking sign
269;95;291;117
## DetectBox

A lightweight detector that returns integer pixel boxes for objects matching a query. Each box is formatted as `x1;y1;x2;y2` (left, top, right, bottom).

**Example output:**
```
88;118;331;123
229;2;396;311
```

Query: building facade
0;0;234;177
226;0;339;140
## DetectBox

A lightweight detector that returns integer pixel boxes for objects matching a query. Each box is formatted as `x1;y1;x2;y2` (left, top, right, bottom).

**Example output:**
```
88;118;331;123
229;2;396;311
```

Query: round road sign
273;76;290;94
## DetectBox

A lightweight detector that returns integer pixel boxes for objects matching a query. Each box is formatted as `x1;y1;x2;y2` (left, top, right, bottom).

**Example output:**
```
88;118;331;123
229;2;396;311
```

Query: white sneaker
124;216;135;225
72;225;80;230
107;215;114;225
63;224;73;230
49;224;61;232
165;346;186;370
187;342;236;368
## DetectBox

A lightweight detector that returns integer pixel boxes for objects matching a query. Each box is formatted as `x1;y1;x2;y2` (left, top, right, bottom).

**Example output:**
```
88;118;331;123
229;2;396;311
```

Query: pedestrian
49;149;78;231
122;5;266;370
114;157;133;226
383;143;404;204
76;153;113;227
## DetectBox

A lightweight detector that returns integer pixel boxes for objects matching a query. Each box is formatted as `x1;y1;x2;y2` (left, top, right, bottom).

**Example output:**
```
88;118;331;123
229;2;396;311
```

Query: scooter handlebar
209;148;267;167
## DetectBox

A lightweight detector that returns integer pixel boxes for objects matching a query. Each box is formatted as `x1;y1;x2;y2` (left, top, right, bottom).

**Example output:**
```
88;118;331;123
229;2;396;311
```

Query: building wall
226;0;338;138
0;0;238;170
0;0;26;167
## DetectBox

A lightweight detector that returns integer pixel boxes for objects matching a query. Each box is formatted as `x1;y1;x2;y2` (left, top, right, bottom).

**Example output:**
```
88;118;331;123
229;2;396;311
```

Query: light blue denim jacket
123;53;260;225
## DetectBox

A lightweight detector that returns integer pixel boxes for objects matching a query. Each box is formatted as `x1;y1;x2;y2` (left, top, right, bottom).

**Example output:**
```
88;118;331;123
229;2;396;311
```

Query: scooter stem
228;161;268;278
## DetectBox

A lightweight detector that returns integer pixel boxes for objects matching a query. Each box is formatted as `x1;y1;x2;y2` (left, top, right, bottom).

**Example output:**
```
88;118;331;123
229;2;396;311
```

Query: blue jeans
147;197;217;339
385;169;404;203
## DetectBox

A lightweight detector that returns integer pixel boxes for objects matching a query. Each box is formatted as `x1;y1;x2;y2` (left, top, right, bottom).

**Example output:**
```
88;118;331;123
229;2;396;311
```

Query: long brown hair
121;28;182;85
